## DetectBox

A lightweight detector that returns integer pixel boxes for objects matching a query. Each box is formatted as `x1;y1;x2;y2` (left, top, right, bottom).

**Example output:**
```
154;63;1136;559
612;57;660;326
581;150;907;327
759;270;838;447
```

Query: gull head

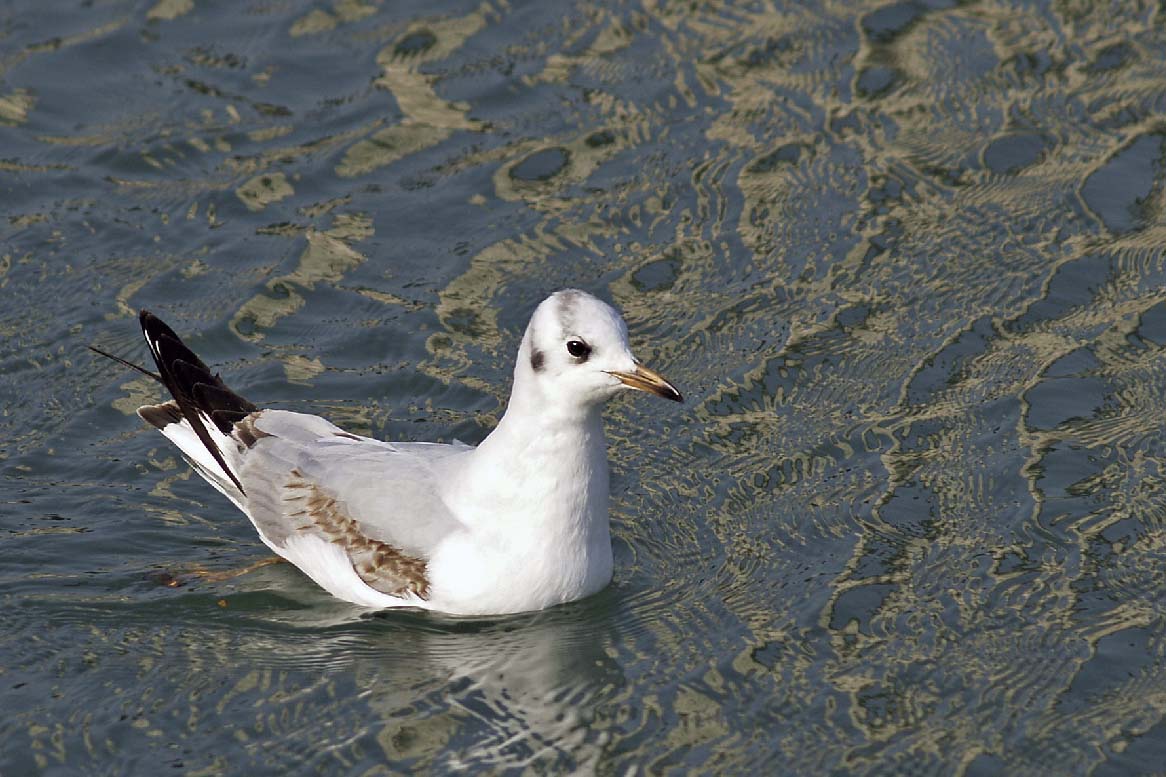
518;289;683;409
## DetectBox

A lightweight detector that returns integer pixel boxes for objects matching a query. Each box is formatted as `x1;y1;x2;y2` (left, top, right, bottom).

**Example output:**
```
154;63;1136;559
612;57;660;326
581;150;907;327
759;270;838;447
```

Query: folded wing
131;309;469;607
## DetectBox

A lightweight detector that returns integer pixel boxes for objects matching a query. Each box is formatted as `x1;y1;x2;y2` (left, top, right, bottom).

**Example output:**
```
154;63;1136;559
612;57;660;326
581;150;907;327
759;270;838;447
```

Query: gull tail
137;310;257;495
92;312;257;497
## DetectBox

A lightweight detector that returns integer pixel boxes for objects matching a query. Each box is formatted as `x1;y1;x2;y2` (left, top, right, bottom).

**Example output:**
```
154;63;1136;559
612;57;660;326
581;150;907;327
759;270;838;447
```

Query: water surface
4;0;1166;773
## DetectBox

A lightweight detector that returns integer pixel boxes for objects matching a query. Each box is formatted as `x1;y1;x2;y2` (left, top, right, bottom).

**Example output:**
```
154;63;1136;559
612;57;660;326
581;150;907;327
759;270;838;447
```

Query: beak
607;363;684;403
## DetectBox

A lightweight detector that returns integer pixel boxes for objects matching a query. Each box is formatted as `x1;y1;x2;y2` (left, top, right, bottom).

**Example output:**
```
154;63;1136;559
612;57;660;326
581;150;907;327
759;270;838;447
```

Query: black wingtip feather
193;382;257;433
140;309;182;346
137;310;257;495
155;333;213;377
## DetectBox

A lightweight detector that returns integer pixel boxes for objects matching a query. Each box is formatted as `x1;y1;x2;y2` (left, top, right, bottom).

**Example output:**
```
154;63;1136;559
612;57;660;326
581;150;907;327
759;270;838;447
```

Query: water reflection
242;599;625;772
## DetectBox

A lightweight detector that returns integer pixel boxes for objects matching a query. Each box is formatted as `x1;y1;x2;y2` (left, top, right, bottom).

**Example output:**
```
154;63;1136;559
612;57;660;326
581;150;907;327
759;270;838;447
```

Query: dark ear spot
531;348;546;372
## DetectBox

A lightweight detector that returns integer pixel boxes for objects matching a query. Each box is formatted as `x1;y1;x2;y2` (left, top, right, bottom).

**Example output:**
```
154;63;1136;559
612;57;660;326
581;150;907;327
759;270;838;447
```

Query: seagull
93;290;682;615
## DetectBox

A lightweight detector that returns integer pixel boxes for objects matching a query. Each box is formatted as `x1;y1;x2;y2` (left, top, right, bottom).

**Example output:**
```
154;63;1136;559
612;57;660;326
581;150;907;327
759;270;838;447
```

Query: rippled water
4;0;1166;773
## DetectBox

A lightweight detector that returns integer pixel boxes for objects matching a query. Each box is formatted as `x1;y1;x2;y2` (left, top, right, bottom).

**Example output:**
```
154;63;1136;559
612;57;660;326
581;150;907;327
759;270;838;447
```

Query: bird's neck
457;375;611;532
477;388;608;477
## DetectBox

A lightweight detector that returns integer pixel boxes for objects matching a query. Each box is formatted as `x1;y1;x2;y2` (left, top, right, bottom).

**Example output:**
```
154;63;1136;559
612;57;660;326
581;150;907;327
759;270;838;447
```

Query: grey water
4;0;1166;773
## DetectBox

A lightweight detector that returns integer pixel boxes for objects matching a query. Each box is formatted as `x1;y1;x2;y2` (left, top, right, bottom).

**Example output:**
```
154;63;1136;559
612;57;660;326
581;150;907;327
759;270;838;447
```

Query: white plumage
112;289;682;615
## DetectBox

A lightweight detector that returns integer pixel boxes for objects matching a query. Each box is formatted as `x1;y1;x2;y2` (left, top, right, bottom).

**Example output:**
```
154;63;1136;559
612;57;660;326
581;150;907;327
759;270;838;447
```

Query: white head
513;289;682;413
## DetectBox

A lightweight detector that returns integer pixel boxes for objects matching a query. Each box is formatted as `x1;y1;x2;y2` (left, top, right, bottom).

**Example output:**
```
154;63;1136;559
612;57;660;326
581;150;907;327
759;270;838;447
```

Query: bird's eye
566;340;592;359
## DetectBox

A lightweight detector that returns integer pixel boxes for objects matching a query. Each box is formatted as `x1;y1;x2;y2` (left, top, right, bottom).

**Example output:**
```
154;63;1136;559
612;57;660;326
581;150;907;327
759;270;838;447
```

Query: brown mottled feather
234;415;271;449
138;401;183;429
284;469;430;599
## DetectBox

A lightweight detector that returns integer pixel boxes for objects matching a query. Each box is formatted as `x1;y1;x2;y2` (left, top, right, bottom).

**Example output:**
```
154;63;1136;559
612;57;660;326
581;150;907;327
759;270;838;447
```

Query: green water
4;0;1166;773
